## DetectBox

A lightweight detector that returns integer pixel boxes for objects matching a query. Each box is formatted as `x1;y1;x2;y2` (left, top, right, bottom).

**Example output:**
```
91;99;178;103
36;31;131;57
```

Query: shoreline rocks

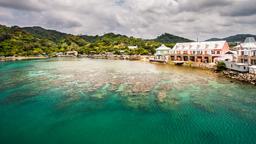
79;54;151;61
0;56;48;62
223;70;256;85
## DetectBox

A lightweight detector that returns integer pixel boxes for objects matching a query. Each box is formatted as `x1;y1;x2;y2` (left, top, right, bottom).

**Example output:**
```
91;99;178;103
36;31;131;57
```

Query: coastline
0;56;48;62
78;54;152;61
1;55;255;85
222;70;256;85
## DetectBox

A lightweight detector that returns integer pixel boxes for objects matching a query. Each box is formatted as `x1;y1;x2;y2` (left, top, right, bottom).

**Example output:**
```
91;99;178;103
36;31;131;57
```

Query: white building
224;61;249;73
128;46;138;50
217;51;238;62
236;37;256;65
150;44;171;63
66;51;78;57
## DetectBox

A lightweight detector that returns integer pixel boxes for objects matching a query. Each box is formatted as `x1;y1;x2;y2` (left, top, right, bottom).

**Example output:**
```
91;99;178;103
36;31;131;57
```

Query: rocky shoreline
222;70;256;85
0;56;47;62
79;54;151;61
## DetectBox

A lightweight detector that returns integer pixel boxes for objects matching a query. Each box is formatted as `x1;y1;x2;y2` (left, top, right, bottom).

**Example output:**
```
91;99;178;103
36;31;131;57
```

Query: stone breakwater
223;70;256;85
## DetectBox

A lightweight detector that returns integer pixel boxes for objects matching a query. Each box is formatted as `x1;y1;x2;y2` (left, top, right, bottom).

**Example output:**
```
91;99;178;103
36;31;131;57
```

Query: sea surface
0;58;256;144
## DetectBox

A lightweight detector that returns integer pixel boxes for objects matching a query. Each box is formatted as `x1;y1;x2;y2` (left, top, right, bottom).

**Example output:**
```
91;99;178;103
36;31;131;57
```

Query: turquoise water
0;58;256;144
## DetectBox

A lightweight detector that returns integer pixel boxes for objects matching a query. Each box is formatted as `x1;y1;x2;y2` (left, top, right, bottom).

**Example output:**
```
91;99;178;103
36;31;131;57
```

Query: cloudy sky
0;0;255;40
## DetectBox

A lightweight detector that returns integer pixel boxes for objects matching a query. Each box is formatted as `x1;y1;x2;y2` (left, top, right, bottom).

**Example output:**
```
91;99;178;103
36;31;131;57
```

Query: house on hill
128;45;138;50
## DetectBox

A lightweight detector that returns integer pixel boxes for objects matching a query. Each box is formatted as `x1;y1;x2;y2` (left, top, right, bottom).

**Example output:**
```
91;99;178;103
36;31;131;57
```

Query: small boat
149;58;168;63
173;61;185;65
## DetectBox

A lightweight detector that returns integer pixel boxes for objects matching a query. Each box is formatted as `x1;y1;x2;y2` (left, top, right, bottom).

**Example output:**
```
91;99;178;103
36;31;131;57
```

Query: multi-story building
236;37;256;65
170;41;230;63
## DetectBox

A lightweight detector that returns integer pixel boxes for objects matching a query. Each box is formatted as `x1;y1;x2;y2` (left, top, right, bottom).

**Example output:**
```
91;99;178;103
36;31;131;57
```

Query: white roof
237;37;256;50
156;44;171;51
236;63;249;66
240;43;256;49
244;37;256;43
128;46;138;48
173;41;227;51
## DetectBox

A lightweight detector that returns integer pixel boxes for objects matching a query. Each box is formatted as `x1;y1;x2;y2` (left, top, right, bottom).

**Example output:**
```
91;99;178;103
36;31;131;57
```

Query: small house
65;51;78;57
150;44;171;63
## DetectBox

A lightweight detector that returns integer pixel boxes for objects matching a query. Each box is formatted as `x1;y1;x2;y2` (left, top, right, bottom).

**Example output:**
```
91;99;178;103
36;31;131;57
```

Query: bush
216;61;226;71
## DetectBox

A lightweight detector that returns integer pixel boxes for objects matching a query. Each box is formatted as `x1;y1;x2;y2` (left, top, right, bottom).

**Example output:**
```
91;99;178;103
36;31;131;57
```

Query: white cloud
0;0;256;40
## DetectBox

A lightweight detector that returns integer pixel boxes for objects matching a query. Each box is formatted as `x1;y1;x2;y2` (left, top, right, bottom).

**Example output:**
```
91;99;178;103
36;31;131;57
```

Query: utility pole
196;32;199;42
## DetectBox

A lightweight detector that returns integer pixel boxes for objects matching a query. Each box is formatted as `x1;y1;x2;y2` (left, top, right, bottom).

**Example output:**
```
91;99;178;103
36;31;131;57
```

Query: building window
217;51;220;54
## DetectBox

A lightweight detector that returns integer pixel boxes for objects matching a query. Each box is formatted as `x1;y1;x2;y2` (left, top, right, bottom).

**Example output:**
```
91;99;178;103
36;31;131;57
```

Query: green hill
0;24;193;57
207;34;256;42
22;26;67;42
153;33;193;43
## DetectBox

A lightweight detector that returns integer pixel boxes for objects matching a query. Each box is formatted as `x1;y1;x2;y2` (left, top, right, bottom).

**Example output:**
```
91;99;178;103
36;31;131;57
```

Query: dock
173;61;185;65
149;59;167;63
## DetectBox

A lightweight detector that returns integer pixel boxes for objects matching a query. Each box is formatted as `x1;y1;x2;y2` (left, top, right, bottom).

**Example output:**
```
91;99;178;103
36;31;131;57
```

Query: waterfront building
170;41;230;63
56;52;64;57
65;51;78;57
150;44;171;63
214;51;238;63
236;37;256;65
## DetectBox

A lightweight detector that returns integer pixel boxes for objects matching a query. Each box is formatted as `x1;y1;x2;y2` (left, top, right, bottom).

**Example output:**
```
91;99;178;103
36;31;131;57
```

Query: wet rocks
223;71;256;85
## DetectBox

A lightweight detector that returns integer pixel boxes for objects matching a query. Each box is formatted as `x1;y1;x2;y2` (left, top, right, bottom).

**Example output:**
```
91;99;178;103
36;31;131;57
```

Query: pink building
170;41;230;63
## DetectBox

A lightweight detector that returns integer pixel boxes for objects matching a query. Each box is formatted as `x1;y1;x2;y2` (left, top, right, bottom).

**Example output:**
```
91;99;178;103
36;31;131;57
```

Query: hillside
0;24;192;56
22;26;67;42
153;33;193;43
207;34;256;42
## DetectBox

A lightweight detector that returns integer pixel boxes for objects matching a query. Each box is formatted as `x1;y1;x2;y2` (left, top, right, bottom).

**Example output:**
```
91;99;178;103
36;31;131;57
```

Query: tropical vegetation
0;24;192;57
